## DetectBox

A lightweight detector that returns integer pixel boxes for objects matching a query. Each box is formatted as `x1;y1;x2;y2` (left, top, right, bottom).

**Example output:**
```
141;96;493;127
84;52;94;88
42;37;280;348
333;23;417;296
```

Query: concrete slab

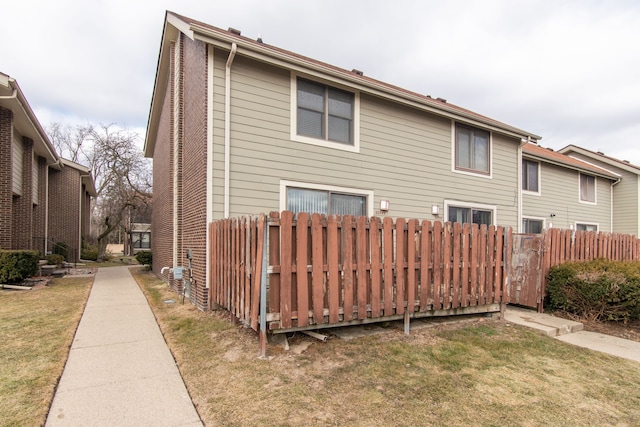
46;266;202;426
331;323;393;340
504;306;583;337
556;331;640;363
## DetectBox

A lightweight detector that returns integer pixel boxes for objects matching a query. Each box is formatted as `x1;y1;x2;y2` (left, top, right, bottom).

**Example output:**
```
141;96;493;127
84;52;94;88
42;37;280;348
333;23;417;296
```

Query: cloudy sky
2;0;639;163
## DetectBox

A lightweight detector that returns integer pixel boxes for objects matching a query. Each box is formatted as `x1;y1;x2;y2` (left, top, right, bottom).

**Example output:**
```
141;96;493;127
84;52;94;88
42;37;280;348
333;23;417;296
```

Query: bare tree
48;123;152;260
47;122;92;163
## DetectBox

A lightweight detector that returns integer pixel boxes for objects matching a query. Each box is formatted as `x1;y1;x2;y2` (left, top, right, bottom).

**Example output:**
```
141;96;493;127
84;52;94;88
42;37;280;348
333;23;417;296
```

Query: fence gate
509;234;544;311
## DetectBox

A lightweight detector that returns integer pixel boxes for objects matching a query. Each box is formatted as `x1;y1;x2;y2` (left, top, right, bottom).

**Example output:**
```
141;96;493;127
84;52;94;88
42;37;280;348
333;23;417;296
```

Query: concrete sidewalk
505;306;640;363
46;266;202;427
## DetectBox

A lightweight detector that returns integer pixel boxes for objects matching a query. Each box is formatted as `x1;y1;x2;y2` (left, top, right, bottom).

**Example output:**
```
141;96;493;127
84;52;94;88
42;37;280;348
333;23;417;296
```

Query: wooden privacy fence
509;228;640;312
209;211;512;352
544;227;640;270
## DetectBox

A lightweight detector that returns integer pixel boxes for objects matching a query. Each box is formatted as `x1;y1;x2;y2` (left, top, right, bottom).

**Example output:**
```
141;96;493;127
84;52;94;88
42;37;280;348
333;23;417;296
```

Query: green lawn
133;268;640;427
0;276;92;426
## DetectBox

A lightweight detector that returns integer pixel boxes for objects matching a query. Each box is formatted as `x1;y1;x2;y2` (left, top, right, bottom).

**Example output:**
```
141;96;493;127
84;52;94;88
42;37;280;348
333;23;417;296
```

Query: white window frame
451;121;493;179
279;180;373;216
575;222;599;232
578;172;597;205
522;159;541;196
444;199;497;226
521;216;546;234
290;73;360;153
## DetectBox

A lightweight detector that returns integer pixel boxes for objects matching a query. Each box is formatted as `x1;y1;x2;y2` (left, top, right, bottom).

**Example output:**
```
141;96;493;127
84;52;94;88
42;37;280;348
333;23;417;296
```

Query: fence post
259;215;269;358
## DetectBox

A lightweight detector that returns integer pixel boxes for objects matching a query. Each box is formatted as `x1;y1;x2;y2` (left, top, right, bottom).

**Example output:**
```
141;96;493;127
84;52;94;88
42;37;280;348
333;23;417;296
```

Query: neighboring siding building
521;143;619;233
559;145;640;236
144;12;541;310
0;71;96;261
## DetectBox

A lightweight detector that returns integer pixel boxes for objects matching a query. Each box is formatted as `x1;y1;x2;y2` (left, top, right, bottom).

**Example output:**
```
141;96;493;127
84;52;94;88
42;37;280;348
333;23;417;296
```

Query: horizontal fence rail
210;212;512;334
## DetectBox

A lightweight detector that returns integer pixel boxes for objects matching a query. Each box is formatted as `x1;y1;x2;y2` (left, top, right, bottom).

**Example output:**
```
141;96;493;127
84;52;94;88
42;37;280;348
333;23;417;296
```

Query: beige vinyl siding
522;161;613;232
608;169;638;235
12;131;23;196
213;51;520;226
565;152;638;235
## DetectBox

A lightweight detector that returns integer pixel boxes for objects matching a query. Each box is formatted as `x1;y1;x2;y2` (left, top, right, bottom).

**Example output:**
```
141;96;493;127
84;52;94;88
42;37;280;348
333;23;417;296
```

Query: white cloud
2;0;639;163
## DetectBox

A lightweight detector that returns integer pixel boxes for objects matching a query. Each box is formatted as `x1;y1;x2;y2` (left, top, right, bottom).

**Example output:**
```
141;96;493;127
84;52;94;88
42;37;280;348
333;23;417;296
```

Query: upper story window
522;159;539;193
291;75;360;153
297;78;354;145
455;124;490;175
579;173;596;203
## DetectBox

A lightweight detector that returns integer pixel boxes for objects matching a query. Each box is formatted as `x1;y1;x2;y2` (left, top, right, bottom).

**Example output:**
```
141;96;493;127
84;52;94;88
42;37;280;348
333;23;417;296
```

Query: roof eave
0;73;60;166
523;151;619;180
144;12;182;158
559;145;640;175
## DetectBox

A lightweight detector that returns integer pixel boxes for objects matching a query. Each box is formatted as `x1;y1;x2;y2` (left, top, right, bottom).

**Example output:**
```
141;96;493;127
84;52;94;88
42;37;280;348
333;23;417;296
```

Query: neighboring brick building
0;71;96;261
48;159;96;261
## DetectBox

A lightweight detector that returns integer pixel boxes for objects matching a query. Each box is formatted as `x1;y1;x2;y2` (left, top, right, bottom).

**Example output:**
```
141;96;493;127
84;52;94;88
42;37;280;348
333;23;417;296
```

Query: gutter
2;80;61;168
224;43;237;218
0;88;17;100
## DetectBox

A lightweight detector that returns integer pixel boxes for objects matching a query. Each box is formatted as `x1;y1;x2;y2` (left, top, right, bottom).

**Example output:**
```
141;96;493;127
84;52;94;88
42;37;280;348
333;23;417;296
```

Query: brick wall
181;36;209;309
12;137;34;249
152;40;177;286
174;34;185;295
48;166;81;260
151;35;210;310
81;188;91;240
33;156;48;253
0;107;13;249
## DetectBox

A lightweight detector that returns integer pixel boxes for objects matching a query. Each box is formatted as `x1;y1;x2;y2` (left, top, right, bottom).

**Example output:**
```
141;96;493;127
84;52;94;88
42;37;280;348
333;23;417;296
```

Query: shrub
102;250;114;262
135;251;152;269
547;260;640;322
53;241;69;261
81;245;99;261
0;250;40;284
46;254;65;266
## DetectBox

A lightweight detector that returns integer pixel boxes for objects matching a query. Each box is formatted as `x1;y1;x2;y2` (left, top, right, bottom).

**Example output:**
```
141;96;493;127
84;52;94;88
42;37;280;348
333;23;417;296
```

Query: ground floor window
445;200;495;226
131;232;151;249
576;223;598;232
281;181;372;217
522;218;544;234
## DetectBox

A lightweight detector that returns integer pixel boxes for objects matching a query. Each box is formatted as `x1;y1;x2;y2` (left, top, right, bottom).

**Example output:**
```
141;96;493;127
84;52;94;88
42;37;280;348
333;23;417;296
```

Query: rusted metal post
404;310;410;335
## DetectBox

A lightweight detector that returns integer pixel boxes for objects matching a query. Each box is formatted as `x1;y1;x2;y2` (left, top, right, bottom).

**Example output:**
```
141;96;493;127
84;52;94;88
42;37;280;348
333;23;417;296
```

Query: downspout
517;139;527;233
611;177;621;232
206;44;215;291
224;43;237;219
